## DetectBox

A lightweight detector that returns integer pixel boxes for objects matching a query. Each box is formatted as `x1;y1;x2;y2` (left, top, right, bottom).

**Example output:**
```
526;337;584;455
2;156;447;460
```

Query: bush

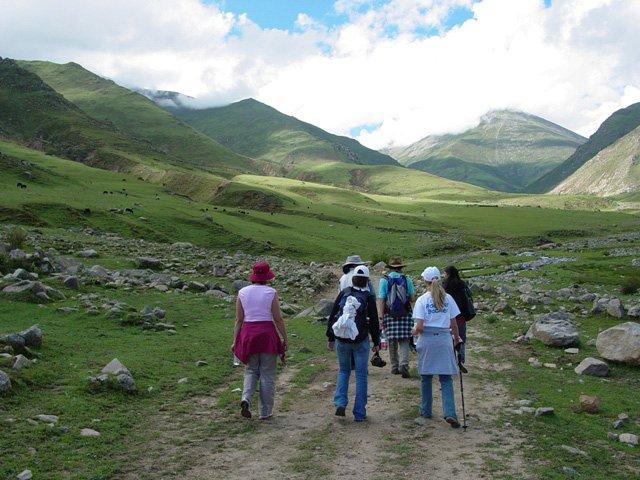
620;276;640;295
6;226;27;250
485;314;498;324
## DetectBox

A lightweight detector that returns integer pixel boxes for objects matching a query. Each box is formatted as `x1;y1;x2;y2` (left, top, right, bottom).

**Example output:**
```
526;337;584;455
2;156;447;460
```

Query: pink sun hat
249;261;275;282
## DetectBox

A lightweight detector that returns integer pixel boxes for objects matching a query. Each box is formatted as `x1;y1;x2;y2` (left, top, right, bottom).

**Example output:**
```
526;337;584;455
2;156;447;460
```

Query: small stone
64;276;80;290
12;354;30;371
574;357;610;377
617;413;630;423
559;445;588;457
579;395;601;414
80;428;101;437
177;377;188;384
116;373;137;393
561;467;579;477
195;360;208;367
544;363;557;369
564;348;579;354
79;249;98;258
101;358;130;376
619;433;638;446
535;407;555;417
607;432;619;440
17;470;33;480
514;399;533;407
414;416;428;426
528;357;542;368
36;414;59;424
18;325;43;347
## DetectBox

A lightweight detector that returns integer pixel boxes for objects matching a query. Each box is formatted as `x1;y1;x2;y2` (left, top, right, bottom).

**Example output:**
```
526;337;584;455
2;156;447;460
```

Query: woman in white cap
412;266;462;428
339;255;374;294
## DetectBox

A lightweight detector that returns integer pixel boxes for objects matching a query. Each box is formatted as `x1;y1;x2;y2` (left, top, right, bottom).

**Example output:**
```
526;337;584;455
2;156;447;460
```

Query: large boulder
0;369;11;393
574;357;610;377
18;325;42;348
596;322;640;366
296;298;335;318
2;280;64;303
232;280;251;293
525;312;579;347
136;257;163;270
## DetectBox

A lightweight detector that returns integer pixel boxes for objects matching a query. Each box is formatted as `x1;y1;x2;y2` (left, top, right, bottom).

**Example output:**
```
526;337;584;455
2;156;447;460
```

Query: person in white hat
338;255;374;294
412;266;463;428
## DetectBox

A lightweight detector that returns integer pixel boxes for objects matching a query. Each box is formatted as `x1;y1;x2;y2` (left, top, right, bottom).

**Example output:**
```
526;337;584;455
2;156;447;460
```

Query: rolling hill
168;98;399;171
384;110;586;192
527;102;640;193
551;125;640;196
17;60;255;176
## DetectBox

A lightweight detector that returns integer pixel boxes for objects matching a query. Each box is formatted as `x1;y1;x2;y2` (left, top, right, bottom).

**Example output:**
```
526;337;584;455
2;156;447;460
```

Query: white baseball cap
421;266;441;282
353;265;370;278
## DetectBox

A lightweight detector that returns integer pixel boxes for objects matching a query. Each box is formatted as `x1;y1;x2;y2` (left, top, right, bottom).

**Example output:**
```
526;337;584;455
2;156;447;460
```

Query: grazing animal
125;208;134;214
20;183;27;189
83;208;91;215
103;191;109;194
16;182;24;188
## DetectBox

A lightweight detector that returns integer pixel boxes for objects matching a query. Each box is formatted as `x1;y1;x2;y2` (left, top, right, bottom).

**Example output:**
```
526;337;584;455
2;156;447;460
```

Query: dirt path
124;326;527;479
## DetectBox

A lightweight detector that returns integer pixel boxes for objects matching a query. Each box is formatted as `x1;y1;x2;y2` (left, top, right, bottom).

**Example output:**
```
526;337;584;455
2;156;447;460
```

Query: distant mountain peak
134;88;193;108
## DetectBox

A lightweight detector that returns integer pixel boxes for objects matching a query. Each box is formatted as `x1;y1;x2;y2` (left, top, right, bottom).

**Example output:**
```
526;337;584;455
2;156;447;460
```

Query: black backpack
337;287;369;337
463;283;476;320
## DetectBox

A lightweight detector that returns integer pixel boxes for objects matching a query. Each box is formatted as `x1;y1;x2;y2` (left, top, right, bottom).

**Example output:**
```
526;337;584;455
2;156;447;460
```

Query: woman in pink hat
232;262;288;420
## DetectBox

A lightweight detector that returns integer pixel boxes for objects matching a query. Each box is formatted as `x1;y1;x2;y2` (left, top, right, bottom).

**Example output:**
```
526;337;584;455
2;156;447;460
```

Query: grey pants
389;339;410;369
242;353;277;419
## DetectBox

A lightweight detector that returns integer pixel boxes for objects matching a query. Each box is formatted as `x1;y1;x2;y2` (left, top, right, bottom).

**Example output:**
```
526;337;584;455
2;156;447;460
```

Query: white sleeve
448;294;461;319
412;296;424;320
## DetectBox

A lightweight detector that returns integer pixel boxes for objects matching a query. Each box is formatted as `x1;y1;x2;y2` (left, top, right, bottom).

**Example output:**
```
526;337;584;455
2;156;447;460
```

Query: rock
564;348;579;354
19;325;42;347
617;412;630;424
195;360;208;367
561;467;579;477
535;407;555;417
36;414;59;424
619;433;638;446
12;354;30;371
574;357;610;377
177;377;188;384
606;298;626;318
116;373;137;393
1;333;26;352
0;369;12;392
12;268;30;280
2;281;64;303
87;265;109;278
79;249;98;258
525;312;579;347
296;298;334;318
63;276;80;290
579;395;601;414
414;416;428;426
596;322;640;365
520;294;539;305
204;289;234;302
559;445;588;457
232;280;251;293
626;305;639;318
17;470;33;480
80;428;101;437
136;257;163;269
528;357;542;368
187;281;207;292
608;432;619;440
493;298;515;314
101;358;130;376
170;242;193;250
372;262;386;272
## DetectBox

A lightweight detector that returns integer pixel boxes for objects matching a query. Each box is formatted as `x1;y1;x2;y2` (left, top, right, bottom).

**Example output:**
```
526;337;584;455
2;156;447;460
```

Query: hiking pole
457;350;468;431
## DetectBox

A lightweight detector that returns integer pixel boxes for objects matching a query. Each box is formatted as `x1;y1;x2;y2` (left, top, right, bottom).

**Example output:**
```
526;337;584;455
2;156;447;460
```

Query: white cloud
0;0;639;149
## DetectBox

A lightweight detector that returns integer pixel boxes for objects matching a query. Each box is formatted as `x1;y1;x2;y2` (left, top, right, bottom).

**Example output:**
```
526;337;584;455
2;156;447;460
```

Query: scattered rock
606;298;626;318
525;312;579;347
80;428;101;437
493;298;515;314
0;369;12;392
574;357;610;377
63;276;80;290
17;470;33;480
559;445;588;457
296;298;334;318
579;395;601;414
35;414;59;424
79;249;98;258
596;322;640;366
232;280;251;293
561;466;579;477
136;257;163;270
12;354;30;371
2;281;65;303
535;407;555;417
564;348;579;354
195;360;208;367
101;358;130;376
177;377;188;384
619;433;638;446
19;325;43;348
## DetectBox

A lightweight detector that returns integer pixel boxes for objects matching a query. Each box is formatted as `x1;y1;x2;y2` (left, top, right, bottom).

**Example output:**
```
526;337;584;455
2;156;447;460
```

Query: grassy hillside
527;102;640;193
170;98;398;169
385;110;586;192
18;60;255;176
552;125;640;196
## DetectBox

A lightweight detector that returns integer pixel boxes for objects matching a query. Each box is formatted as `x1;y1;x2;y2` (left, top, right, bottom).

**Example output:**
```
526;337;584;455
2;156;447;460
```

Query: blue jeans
420;374;457;419
334;339;369;420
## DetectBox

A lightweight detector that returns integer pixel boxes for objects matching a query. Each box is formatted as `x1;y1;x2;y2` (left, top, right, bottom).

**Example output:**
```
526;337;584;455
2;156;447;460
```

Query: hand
372;345;380;353
453;336;462;347
327;341;335;351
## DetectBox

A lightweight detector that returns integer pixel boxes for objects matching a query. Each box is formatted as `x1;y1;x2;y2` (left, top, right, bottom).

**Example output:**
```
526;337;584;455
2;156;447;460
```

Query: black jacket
444;280;472;321
326;287;381;347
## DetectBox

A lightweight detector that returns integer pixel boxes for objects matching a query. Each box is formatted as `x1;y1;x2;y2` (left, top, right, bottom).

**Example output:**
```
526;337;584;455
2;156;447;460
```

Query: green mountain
168;98;399;171
385;110;586;192
551;125;640;196
17;60;255;176
527;102;640;193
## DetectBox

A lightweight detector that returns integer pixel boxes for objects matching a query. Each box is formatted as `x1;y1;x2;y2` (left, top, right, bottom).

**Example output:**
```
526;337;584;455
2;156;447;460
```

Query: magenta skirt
233;321;285;364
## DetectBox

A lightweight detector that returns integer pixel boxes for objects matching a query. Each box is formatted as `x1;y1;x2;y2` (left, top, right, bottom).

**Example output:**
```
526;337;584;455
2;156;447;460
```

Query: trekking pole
457;351;468;431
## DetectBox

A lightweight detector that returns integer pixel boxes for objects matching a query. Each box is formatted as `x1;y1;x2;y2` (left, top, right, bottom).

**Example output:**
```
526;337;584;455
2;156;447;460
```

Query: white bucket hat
352;265;370;278
421;266;441;282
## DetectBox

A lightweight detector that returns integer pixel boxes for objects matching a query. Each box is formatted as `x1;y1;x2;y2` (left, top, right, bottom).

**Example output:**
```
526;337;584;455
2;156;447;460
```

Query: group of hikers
231;254;475;428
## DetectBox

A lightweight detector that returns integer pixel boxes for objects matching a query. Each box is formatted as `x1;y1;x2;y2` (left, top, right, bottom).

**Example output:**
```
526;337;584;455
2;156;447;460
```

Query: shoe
335;406;346;417
240;400;251;419
445;416;461;428
400;365;410;378
391;367;400;375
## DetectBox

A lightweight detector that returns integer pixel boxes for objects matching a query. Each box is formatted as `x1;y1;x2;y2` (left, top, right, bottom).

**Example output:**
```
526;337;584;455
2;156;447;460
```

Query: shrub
620;276;640;295
485;314;498;324
6;226;27;250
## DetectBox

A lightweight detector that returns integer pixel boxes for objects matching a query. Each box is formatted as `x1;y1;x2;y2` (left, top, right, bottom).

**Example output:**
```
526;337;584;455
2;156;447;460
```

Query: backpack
463;283;476;320
384;274;410;317
337;287;369;338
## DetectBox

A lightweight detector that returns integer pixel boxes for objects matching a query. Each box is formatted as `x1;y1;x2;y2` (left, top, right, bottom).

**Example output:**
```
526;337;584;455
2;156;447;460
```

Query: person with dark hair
338;255;375;294
413;267;462;428
377;256;416;378
232;262;288;420
443;265;475;370
327;265;381;422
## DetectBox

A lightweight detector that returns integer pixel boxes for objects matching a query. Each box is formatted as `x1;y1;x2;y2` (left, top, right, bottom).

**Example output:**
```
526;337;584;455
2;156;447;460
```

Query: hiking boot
335;406;346;417
391;367;400;375
445;417;461;429
240;400;251;419
400;365;410;378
